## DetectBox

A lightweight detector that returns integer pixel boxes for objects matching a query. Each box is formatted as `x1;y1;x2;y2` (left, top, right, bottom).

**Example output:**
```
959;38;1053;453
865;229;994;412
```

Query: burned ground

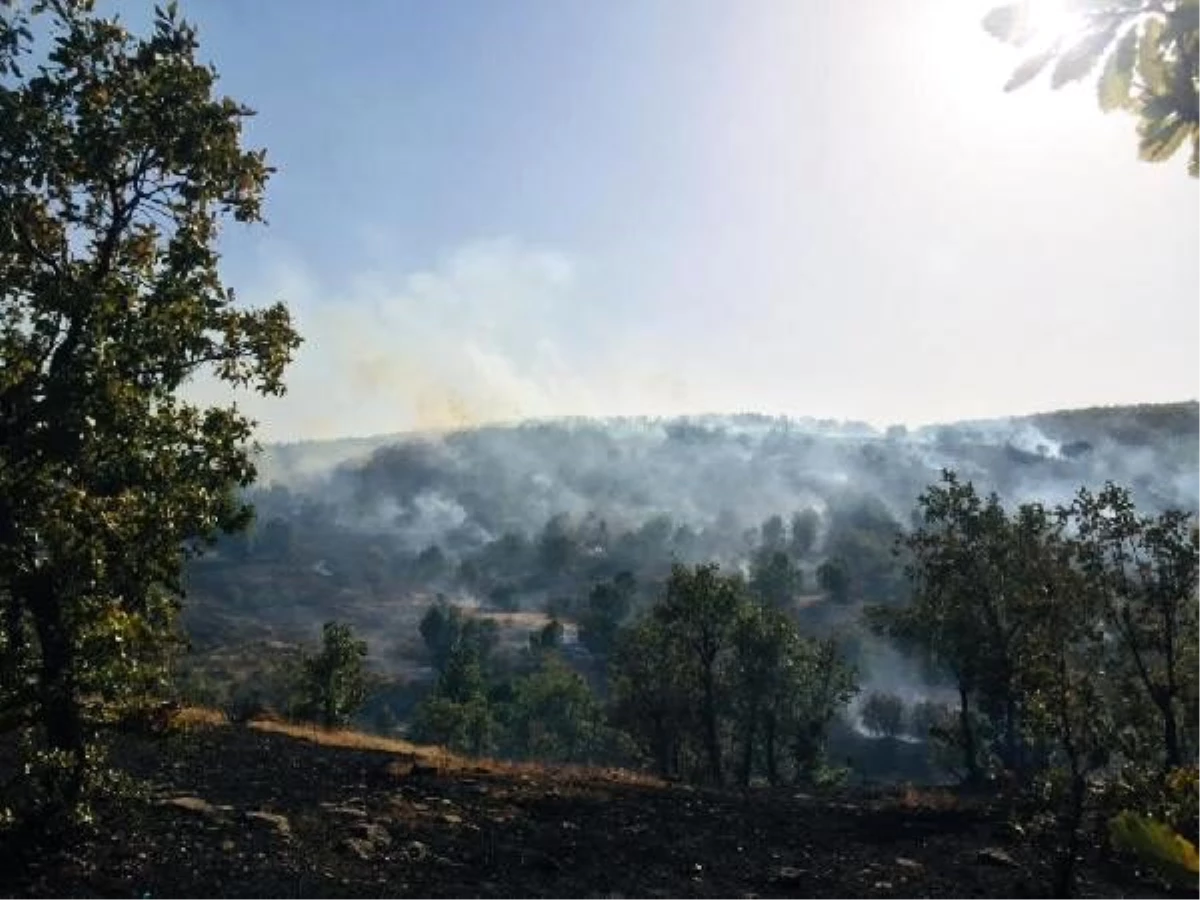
0;720;1183;899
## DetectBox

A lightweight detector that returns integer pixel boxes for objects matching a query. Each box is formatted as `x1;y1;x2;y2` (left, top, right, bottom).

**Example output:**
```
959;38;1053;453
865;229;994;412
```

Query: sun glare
1023;0;1092;49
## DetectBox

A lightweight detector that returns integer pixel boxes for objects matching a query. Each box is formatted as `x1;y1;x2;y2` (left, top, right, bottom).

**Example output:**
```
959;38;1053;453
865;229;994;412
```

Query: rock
401;840;429;863
977;846;1017;868
160;796;228;822
895;856;924;873
320;803;369;819
771;866;807;883
348;821;392;849
339;837;375;861
243;811;292;840
442;813;463;825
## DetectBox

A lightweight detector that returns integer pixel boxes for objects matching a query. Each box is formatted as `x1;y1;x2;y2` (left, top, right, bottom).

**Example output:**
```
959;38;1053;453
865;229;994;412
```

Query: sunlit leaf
1052;24;1121;89
1004;46;1059;91
1138;115;1190;162
983;3;1032;46
1097;27;1138;111
1138;16;1169;93
1109;811;1199;889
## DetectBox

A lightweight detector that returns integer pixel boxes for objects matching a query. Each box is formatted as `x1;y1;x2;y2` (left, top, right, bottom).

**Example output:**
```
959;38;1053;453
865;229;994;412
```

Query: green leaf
983;3;1031;46
1137;16;1169;93
1189;131;1198;178
1138;115;1190;163
1097;26;1138;112
1051;24;1121;89
1004;46;1059;91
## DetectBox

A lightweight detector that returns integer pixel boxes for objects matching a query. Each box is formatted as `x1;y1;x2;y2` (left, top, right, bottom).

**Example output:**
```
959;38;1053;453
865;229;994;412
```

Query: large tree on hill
653;563;743;784
869;471;1036;781
0;0;299;818
983;0;1198;175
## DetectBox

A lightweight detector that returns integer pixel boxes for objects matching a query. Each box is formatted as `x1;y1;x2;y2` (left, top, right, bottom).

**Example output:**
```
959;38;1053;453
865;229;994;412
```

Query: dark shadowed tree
816;559;850;604
578;571;636;659
861;691;905;739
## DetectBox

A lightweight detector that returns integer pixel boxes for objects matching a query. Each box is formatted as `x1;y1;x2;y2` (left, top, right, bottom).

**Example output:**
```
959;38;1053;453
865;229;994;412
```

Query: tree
730;603;798;785
538;513;578;576
749;549;802;608
860;691;905;739
653;563;743;784
577;572;635;659
824;498;905;604
1014;504;1117;898
869;471;1036;781
1069;484;1198;770
609;616;697;779
789;508;821;559
816;559;850;604
908;698;952;741
300;622;368;729
506;655;605;762
0;0;300;817
786;636;859;783
983;0;1198;175
529;617;564;655
411;637;495;756
419;598;497;675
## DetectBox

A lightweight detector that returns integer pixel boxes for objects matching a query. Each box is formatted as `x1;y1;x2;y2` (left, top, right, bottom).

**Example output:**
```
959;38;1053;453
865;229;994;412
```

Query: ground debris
976;846;1019;868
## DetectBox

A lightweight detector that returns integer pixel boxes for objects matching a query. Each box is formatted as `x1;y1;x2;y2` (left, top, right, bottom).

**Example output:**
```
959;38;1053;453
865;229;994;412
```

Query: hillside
0;716;1180;899
176;401;1198;681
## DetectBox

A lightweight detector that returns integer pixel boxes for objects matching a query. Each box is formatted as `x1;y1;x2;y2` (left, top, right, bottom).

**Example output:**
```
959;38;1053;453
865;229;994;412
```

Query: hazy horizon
155;0;1196;443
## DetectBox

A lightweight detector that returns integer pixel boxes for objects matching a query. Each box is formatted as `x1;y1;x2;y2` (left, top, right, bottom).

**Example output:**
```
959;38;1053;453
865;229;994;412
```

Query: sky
152;0;1198;442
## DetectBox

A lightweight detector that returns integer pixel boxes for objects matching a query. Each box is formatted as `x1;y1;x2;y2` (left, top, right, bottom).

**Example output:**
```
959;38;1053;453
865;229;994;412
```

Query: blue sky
156;1;1198;441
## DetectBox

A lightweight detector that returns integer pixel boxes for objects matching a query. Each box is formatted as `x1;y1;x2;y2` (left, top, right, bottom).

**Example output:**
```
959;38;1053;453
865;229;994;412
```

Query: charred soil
0;722;1179;898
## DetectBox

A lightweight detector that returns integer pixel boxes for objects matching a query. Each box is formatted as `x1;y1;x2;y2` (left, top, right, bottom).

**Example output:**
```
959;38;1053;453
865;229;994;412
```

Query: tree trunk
702;664;722;785
958;684;980;785
764;714;779;786
29;582;87;814
1162;700;1180;771
1053;770;1087;898
738;709;757;788
652;714;672;779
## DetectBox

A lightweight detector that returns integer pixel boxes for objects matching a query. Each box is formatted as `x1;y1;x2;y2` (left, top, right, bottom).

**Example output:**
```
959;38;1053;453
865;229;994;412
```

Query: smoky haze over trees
191;404;1198;639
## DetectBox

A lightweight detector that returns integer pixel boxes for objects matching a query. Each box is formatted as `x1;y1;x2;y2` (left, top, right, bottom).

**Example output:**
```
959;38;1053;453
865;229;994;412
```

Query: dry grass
243;717;665;787
248;718;457;765
165;706;663;788
171;706;229;729
897;784;960;811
